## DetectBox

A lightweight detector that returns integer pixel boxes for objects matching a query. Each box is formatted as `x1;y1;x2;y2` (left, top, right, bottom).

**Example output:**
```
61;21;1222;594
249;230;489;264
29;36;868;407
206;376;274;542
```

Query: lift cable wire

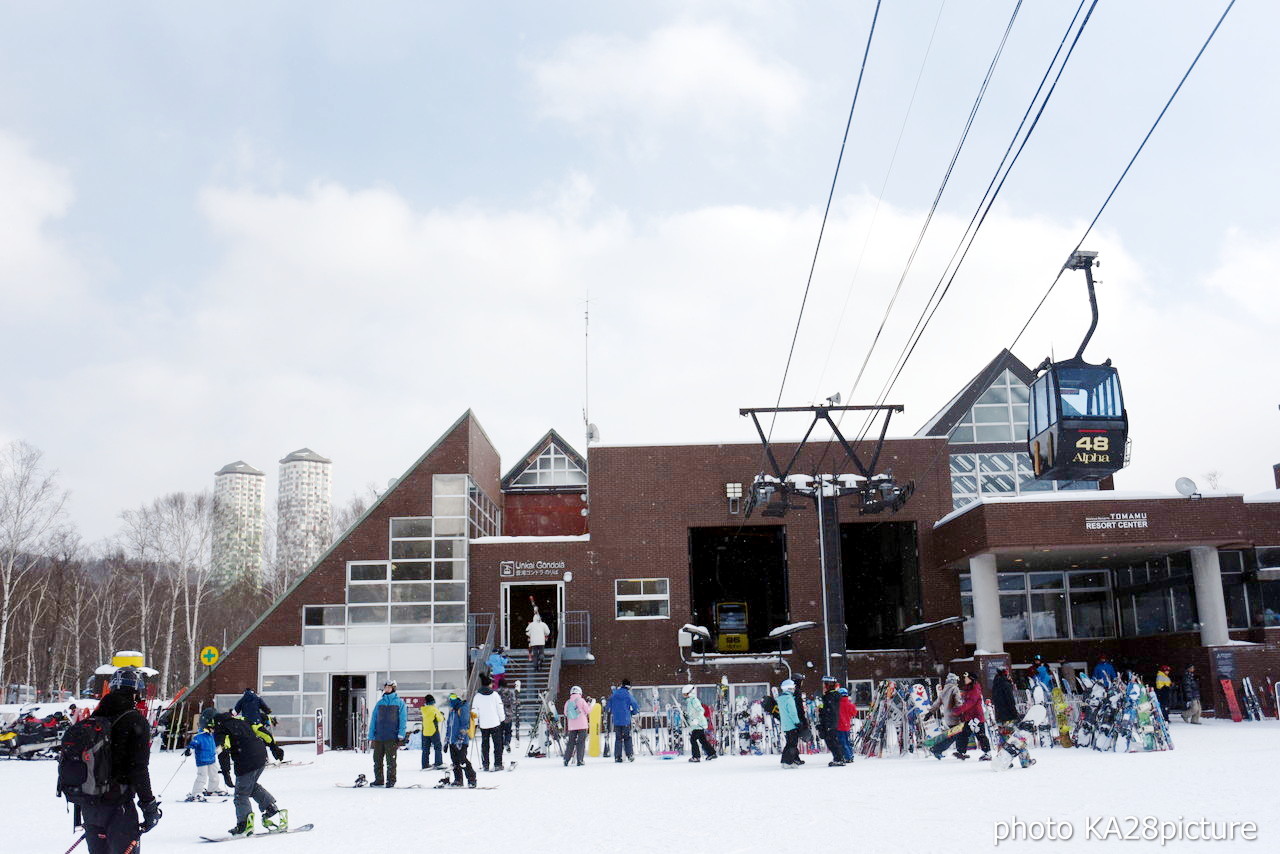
812;0;1025;476
763;0;883;453
1008;0;1239;351
898;0;1237;500
845;0;1095;454
810;0;950;405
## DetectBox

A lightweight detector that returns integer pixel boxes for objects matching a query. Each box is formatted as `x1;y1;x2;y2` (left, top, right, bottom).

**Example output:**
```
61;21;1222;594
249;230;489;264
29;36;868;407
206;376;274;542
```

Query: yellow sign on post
200;646;220;666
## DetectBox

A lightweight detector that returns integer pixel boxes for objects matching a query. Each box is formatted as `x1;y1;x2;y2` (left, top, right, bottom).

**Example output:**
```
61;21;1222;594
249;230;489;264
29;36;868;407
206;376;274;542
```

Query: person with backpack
420;694;445;770
562;686;590;766
444;693;477;788
499;683;518;751
526;614;552;671
58;666;161;854
606;679;640;763
486;646;510;688
471;674;506;771
777;679;802;768
183;722;229;801
817;676;845;766
233;688;271;726
213;712;286;837
368;679;408;787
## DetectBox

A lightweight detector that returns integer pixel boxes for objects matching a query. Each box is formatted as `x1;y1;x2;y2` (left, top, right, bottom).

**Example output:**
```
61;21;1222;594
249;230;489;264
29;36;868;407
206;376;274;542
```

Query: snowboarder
563;686;590;766
607;679;640;763
420;694;445;770
836;686;857;761
368;679;408;787
472;674;506;771
932;671;991;760
212;712;286;837
444;693;477;787
991;668;1019;726
183;722;229;801
682;685;716;762
777;679;802;767
1092;654;1118;686
486;646;510;688
71;667;162;853
526;614;551;671
1181;665;1202;724
817;676;845;765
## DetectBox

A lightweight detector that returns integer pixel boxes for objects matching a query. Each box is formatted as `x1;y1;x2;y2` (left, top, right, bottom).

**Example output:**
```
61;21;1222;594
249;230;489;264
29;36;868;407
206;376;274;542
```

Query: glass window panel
434;604;465;624
1029;592;1066;639
1119;595;1135;637
348;584;388;604
263;695;299;715
976;386;1010;405
1069;571;1108;589
951;475;977;494
434;540;459;559
1011;404;1029;423
390;604;431;624
392;540;434;560
1168;552;1192;576
1223;576;1249;629
1010;385;1030;403
975;424;1014;442
303;627;345;645
1134;590;1172;635
950;455;976;474
1029;572;1064;590
391;562;431;581
349;563;387;581
391;582;433;602
303;673;326;693
434;670;466;691
1257;547;1280;571
391;518;432;539
1069;589;1114;638
305;605;344;626
433;626;465;643
300;718;316;738
1255;582;1280;625
272;717;301;738
433;497;466;517
973;405;1010;423
979;454;1014;472
1171;584;1198;632
260;675;298;692
433;474;467;496
1020;474;1053;492
346;626;390;644
348;605;388;624
981;473;1016;493
998;574;1026;591
949;425;975;444
434;561;464;581
959;575;972;593
390;671;431;692
643;579;669;595
391;626;433;643
617;580;643;596
999;594;1029;641
434;517;466;536
303;694;325;713
1219;551;1245;573
617;599;669;618
434;582;466;603
961;595;975;643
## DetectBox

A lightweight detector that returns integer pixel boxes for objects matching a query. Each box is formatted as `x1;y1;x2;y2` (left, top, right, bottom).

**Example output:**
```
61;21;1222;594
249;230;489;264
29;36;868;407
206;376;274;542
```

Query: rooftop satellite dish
586;423;600;444
1175;477;1198;497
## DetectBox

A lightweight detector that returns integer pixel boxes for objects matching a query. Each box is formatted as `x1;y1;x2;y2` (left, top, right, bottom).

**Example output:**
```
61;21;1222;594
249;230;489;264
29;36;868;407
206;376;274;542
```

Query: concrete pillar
968;553;1004;654
1191;545;1231;647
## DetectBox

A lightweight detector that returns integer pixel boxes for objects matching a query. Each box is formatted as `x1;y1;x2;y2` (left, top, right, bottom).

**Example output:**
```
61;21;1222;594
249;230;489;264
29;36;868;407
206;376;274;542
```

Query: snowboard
587;699;602;757
199;824;313;843
432;779;498;790
1220;679;1244;722
1050;678;1073;748
268;760;313;768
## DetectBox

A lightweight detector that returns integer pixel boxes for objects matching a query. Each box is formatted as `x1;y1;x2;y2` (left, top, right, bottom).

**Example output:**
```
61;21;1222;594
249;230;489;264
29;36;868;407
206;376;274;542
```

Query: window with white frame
949;452;1098;510
948;370;1029;444
615;578;670;619
510;445;587;489
960;570;1114;642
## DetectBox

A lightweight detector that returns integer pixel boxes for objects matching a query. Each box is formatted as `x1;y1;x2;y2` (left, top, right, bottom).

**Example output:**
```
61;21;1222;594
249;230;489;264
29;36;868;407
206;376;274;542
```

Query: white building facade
212;461;266;587
276;448;333;583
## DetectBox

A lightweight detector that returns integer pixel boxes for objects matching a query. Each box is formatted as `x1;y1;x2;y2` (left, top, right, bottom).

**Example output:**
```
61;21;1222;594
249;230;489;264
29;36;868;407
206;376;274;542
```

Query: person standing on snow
1031;655;1053;693
681;685;717;762
777;679;802;768
368;680;407;787
472;674;507;771
1154;665;1174;713
526;614;552;671
444;693;477;787
817;676;846;765
991;668;1019;727
836;686;857;761
419;694;445;770
486;646;510;689
932;672;991;761
183;723;230;801
562;686;591;767
926;672;962;730
607;679;640;763
1181;665;1202;724
499;683;518;752
1092;654;1118;686
212;713;285;837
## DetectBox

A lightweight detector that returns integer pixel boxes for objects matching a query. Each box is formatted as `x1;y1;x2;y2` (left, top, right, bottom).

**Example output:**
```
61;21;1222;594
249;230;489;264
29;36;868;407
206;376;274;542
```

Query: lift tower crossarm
739;404;904;482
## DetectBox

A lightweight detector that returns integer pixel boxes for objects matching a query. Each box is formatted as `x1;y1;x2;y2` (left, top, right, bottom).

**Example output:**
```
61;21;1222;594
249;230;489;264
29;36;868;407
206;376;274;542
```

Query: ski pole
61;834;85;854
156;749;190;798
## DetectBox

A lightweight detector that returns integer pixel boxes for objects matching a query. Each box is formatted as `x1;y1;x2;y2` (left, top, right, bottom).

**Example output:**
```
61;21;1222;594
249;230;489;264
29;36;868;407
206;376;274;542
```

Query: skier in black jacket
213;713;287;837
83;667;162;854
992;668;1019;725
817;676;846;765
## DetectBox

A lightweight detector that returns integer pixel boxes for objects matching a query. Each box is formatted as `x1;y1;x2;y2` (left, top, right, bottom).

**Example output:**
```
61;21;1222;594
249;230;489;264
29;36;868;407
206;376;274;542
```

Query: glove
182;748;191;757
221;769;234;789
139;799;162;833
269;716;278;727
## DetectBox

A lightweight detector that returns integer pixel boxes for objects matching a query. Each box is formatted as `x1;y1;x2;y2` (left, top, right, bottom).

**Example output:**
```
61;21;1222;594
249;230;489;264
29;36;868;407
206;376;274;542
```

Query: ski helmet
109;666;146;695
383;679;397;690
681;684;695;696
821;674;837;684
837;687;849;695
780;679;796;692
570;685;582;695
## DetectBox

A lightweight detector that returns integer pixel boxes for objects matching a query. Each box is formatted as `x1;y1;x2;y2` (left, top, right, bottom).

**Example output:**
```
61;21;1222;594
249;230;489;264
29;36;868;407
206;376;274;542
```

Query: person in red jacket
930;671;991;761
836;686;858;761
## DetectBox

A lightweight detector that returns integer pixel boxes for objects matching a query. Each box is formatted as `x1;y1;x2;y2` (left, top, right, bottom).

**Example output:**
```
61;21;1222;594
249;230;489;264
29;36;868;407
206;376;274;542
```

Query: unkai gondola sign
1084;512;1149;531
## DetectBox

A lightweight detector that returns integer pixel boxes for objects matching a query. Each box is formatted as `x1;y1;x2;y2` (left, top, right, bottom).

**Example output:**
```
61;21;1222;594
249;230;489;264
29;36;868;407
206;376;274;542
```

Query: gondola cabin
714;601;749;653
1027;357;1127;480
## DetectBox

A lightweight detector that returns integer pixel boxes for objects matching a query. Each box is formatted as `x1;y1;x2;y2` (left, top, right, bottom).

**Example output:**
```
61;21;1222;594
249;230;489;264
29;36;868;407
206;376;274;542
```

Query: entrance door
330;675;366;749
503;583;562;649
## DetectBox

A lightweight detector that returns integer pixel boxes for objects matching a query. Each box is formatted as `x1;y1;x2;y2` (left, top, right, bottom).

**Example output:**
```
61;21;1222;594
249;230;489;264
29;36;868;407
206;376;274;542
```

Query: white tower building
212;460;266;587
276;448;333;582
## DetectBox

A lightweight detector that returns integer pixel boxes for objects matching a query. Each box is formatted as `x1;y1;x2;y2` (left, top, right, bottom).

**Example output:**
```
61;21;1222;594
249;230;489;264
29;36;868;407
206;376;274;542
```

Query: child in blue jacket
184;725;229;801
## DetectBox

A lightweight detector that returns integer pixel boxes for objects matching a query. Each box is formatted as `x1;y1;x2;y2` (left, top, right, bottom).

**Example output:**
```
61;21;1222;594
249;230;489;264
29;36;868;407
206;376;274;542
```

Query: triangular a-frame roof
915;350;1036;437
501;429;587;492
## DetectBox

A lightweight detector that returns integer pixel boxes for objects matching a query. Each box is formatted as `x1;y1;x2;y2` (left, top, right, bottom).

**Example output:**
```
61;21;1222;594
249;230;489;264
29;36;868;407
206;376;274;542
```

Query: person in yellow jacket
1154;665;1174;714
419;694;446;770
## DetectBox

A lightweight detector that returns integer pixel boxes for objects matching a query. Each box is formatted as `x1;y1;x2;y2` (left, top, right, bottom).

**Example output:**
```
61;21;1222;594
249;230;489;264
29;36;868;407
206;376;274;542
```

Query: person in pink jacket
562;686;591;767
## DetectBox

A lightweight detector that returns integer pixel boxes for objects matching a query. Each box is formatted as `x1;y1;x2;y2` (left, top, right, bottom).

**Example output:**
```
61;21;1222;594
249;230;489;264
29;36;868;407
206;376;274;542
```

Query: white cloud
529;22;805;144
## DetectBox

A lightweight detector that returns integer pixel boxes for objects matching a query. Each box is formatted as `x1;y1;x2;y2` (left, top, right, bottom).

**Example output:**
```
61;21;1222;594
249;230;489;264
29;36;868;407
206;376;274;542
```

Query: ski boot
352;773;368;788
688;756;701;763
979;753;992;761
183;794;206;802
952;751;969;760
262;805;288;832
229;813;255;837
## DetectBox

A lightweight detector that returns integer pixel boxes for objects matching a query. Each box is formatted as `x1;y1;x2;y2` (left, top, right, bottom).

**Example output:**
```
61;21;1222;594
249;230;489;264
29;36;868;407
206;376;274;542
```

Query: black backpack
57;714;129;805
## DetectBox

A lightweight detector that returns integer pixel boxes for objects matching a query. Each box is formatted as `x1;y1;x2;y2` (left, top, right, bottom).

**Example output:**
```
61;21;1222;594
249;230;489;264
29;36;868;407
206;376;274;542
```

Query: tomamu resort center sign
1084;512;1150;531
500;559;567;578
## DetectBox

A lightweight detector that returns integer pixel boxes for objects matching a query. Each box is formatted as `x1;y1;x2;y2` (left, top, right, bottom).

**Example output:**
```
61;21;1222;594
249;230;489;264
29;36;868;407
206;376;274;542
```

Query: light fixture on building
725;482;743;514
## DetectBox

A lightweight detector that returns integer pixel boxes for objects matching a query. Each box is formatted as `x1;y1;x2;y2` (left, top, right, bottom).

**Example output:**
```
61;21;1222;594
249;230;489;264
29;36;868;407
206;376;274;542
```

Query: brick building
188;352;1280;741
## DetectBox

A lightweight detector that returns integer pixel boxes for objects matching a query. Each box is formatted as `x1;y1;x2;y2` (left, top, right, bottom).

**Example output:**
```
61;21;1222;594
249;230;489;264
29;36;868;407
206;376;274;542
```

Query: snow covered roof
279;447;332;465
1244;489;1280;503
215;460;264;477
933;490;1242;528
471;535;591;544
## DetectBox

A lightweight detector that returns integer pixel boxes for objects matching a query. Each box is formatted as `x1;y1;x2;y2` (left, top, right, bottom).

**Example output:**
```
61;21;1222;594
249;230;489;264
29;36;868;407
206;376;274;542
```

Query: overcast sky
1;1;1276;544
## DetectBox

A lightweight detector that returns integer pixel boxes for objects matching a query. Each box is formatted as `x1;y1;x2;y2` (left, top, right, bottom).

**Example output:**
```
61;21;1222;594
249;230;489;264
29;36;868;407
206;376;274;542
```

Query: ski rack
738;404;914;517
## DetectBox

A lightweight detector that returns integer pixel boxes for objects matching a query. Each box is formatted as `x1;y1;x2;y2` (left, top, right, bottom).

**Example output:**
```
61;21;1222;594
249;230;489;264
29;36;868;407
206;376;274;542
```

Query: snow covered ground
5;720;1278;853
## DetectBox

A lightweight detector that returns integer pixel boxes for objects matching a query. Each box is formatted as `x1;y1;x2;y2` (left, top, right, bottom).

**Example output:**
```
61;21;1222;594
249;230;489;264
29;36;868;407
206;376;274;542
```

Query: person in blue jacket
606;679;640;763
1031;655;1054;693
1092;654;1118;686
777;679;802;768
486;646;510;689
368;679;408;787
444;693;477;788
183;724;229;801
233;689;272;726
